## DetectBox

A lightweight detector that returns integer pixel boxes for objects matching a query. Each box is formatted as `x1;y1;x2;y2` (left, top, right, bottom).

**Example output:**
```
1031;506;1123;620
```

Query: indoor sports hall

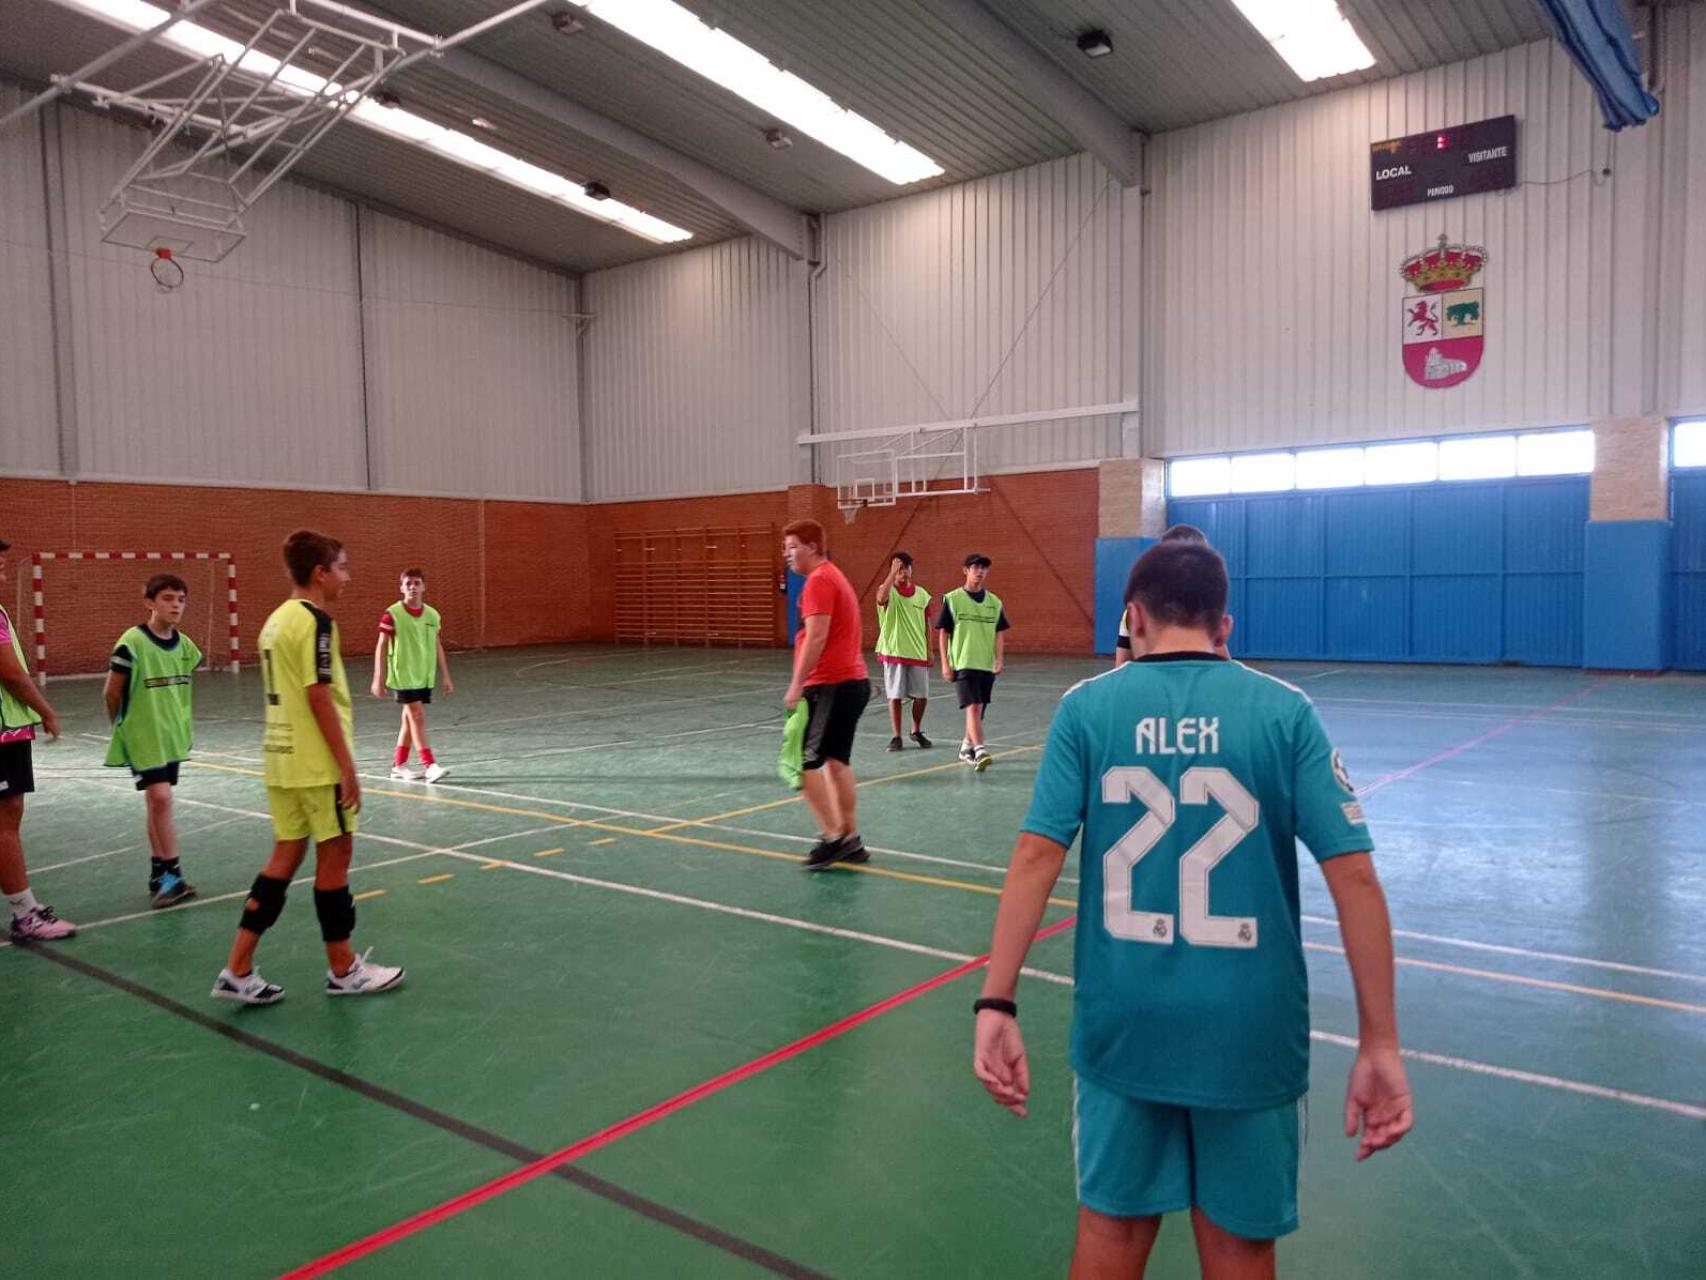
2;2;1704;1277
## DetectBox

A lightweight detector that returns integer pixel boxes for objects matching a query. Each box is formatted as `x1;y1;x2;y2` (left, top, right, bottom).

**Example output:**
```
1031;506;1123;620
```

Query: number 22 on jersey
1101;766;1259;949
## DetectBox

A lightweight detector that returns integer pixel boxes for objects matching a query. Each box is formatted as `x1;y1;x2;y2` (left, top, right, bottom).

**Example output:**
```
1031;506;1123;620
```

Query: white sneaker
9;905;77;941
389;765;423;781
211;968;285;1004
973;745;993;772
326;948;405;996
422;762;449;783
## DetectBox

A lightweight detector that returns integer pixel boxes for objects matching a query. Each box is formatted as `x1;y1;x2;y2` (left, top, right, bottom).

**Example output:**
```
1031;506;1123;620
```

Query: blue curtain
1536;0;1660;129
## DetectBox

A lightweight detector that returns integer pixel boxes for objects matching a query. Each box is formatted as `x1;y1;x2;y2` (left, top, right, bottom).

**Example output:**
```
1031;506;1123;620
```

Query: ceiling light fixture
566;0;942;184
45;0;693;243
1075;29;1113;59
1227;0;1375;82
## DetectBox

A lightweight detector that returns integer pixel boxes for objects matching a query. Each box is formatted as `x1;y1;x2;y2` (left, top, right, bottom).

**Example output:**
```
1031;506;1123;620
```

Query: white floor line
30;815;249;875
1301;915;1706;985
452;715;782;768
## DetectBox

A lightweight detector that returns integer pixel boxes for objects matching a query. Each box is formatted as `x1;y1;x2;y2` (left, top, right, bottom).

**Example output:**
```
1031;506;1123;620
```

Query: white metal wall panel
1145;37;1651;456
812;152;1125;474
1658;5;1706;419
55;105;367;487
0;87;62;476
582;236;808;501
361;213;580;501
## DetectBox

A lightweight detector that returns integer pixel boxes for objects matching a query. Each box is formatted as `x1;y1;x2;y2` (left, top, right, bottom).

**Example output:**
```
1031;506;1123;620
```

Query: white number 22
1100;767;1259;949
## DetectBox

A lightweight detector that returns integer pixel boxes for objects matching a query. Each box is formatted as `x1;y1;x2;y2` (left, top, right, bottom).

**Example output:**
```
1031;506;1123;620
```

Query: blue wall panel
1585;522;1672;670
1095;537;1150;655
1169;477;1588;666
1671;473;1706;670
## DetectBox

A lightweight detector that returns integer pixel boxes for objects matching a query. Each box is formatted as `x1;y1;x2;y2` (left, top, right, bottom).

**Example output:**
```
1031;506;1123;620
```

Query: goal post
31;551;240;683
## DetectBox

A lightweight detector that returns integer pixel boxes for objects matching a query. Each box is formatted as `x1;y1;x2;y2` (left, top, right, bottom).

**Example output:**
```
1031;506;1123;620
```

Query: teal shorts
1073;1074;1304;1240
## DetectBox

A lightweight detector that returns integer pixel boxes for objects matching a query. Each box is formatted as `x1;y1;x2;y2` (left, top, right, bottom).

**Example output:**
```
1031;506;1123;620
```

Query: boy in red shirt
782;520;872;870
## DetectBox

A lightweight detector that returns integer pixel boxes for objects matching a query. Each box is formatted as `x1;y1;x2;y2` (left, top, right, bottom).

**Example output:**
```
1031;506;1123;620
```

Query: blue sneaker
150;871;197;910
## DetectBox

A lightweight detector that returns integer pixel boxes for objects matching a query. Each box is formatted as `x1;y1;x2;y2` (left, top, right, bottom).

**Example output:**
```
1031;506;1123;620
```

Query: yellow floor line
352;889;386;902
533;848;564;858
588;838;616;846
417;874;455;885
478;861;504;871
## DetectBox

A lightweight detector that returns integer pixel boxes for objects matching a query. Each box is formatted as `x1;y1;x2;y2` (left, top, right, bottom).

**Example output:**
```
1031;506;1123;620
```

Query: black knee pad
239;874;289;935
313;886;355;944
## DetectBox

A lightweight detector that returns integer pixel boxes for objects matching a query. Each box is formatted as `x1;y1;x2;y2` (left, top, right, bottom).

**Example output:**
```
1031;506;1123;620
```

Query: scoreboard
1370;115;1518;211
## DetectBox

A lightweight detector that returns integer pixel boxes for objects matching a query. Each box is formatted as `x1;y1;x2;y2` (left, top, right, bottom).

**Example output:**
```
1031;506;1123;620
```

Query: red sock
394;745;409;767
419;748;436;767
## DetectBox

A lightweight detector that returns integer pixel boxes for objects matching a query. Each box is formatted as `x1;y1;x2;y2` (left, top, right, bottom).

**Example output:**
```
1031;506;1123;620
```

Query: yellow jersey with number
259;599;352;789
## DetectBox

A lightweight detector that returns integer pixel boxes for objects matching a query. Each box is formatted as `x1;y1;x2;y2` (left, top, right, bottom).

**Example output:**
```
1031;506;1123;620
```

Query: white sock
8;887;41;918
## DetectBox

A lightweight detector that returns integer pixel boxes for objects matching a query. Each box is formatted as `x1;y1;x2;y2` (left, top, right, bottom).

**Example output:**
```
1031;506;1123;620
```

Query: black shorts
394;688;433;705
801;678;872;769
955;670;997;709
0;740;34;798
133;761;181;790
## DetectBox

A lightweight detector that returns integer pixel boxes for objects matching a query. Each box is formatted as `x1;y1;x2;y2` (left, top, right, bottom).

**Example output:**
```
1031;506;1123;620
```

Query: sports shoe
422;762;449;783
389;764;423;781
910;730;933;748
834;833;870;864
211;968;284;1005
973;745;993;773
803;833;867;871
9;905;77;942
887;735;904;752
326;948;406;996
958;742;976;764
150;871;198;909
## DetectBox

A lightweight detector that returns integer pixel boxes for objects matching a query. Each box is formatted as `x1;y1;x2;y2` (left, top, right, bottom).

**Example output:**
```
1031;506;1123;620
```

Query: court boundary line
13;943;828;1280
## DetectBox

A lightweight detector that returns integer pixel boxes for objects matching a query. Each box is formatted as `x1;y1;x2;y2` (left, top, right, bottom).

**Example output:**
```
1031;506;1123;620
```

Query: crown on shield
1400;234;1488;294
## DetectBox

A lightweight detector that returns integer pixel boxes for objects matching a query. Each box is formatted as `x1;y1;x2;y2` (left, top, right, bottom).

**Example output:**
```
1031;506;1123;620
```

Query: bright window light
1518;429;1594;476
1228;0;1376;82
1169;456;1232;497
51;0;693;243
1230;452;1296;493
1295;446;1364;490
1439;434;1516;481
1675;421;1706;468
569;0;943;184
1364;440;1438;486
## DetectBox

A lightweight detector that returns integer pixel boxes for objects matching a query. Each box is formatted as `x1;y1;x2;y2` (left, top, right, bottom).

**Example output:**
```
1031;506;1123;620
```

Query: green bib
385;603;441;690
876;586;932;663
0;606;44;733
945;588;1004;672
105;625;201;771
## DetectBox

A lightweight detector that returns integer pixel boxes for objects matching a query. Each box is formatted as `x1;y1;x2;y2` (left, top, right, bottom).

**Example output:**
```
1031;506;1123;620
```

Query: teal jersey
1023;654;1373;1110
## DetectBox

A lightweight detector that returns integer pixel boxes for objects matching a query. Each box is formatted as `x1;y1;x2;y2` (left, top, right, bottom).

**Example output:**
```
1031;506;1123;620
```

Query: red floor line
1361;679;1607;796
282;916;1079;1278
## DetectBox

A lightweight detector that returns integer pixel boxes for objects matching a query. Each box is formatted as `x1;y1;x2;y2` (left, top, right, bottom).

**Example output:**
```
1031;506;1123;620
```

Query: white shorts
881;662;929;701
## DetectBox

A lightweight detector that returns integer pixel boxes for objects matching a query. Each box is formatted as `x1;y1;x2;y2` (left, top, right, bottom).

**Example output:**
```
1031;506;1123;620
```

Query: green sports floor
4;646;1704;1278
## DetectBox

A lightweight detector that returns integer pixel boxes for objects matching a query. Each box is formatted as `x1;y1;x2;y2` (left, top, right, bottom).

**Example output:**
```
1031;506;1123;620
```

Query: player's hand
994;658;1004;675
942;666;955;682
339;768;363;814
441;676;454;695
370;680;384;700
39;708;62;740
1345;1046;1413;1161
783;682;803;711
973;1010;1030;1117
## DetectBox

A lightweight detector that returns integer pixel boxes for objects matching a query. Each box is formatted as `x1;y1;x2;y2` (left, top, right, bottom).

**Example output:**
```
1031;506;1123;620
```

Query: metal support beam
435;49;812;261
918;0;1140;187
38;106;79;481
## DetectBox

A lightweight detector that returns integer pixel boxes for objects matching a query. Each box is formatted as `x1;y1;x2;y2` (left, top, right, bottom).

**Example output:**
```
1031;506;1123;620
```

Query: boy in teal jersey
973;539;1412;1275
874;551;933;751
371;568;453;782
103;573;204;908
0;537;76;942
936;553;1008;771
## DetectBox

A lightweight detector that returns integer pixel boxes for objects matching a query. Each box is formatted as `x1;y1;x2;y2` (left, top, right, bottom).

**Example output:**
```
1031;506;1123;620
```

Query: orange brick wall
1;467;1100;672
0;478;593;675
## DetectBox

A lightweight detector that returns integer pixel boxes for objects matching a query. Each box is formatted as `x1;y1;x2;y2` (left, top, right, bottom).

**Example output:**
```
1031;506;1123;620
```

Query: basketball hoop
841;500;864;525
149;246;185;292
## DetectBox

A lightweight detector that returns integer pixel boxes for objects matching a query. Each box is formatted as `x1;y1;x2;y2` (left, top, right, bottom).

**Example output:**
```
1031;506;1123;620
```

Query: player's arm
437;638;453;694
784;613;830;709
875;559;899;607
937;626;954;681
1321;853;1412;1160
102;670;126;723
302;621;360;812
0;641;60;738
994;630;1005;676
371;633;389;699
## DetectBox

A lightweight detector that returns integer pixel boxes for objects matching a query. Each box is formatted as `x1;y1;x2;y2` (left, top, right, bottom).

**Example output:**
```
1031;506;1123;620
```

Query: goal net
29;552;240;681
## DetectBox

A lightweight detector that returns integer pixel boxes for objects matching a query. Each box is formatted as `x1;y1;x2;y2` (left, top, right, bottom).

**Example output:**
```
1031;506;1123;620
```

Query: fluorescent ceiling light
49;0;693;243
1228;0;1375;82
568;0;943;185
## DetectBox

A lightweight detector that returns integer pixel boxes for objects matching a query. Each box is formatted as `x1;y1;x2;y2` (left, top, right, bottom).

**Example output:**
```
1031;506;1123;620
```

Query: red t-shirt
798;560;868;686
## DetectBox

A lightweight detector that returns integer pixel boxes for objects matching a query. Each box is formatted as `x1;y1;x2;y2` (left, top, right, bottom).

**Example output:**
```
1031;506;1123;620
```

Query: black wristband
973;997;1017;1018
